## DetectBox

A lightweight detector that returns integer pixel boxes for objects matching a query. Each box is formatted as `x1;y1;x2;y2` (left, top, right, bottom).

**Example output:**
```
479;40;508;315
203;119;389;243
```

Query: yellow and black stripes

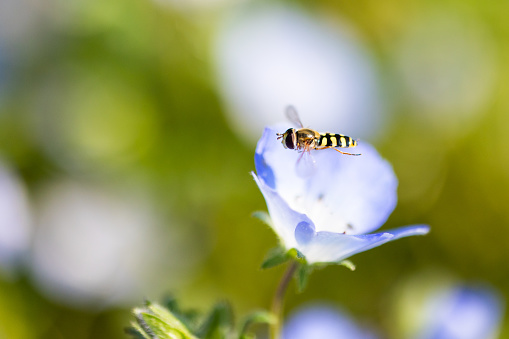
318;133;357;148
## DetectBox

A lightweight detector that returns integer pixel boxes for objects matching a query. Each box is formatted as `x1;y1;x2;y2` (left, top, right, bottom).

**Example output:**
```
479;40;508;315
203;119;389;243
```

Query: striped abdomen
318;133;357;148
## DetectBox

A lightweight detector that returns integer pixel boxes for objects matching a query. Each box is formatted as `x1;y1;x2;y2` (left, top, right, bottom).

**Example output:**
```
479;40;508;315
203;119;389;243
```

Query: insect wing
295;150;316;178
285;105;304;128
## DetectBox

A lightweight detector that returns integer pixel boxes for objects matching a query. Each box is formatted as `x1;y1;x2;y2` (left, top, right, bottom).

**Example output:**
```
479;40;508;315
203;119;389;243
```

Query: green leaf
148;303;196;337
130;302;198;339
238;310;276;338
295;263;313;293
197;302;234;339
338;260;356;271
261;246;290;269
137;313;188;339
252;211;273;227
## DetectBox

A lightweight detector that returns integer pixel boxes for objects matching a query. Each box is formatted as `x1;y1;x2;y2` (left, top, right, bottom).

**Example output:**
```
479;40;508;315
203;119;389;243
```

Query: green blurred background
0;0;508;338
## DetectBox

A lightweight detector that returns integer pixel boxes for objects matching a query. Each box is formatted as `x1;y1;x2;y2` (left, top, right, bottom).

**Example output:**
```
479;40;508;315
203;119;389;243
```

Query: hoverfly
276;106;360;177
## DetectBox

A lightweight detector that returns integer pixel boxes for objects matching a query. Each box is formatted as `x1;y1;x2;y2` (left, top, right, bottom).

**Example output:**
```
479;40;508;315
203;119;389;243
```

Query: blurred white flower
29;181;197;309
283;304;378;339
390;272;504;339
414;285;504;339
214;5;387;143
0;160;32;276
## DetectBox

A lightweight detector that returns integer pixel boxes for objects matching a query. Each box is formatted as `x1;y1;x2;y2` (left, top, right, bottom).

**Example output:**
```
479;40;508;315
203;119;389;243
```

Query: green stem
270;260;298;339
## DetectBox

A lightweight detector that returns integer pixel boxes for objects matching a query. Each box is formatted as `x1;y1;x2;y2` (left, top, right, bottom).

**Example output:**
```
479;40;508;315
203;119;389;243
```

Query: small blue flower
253;126;429;264
282;304;378;339
414;285;504;339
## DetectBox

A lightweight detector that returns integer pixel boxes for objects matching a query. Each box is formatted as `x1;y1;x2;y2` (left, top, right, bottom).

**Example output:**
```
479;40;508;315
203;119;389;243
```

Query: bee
276;106;360;176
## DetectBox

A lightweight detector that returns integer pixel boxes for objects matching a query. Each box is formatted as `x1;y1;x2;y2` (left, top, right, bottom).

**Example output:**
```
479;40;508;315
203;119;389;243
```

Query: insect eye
284;129;295;149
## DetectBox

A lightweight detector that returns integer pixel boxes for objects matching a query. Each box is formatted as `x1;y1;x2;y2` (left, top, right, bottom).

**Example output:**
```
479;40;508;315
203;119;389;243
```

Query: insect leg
323;146;361;156
295;149;317;177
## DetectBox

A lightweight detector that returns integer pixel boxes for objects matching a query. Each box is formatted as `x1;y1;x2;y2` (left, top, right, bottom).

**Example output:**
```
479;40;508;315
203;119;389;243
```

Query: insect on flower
276;106;360;177
253;126;430;265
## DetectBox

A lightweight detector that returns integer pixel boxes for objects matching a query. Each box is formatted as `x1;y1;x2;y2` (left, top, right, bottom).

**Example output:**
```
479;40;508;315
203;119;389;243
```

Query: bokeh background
0;0;508;338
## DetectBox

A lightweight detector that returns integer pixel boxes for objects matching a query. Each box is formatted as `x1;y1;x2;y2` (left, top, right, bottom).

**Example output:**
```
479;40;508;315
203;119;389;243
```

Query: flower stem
270;260;298;339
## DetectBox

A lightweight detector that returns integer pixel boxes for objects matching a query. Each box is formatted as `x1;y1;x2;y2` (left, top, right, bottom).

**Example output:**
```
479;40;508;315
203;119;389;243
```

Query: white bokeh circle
214;5;387;143
29;181;197;309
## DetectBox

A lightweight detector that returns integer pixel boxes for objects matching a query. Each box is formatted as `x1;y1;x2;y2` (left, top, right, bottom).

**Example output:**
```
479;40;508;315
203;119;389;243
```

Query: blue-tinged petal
282;305;379;339
252;172;313;249
255;126;398;235
254;128;278;190
255;126;307;201
299;225;430;264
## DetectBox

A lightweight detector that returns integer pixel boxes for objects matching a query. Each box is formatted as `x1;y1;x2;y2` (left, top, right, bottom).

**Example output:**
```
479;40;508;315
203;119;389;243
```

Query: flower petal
299;225;430;264
255;126;398;235
255;126;307;197
252;172;313;249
